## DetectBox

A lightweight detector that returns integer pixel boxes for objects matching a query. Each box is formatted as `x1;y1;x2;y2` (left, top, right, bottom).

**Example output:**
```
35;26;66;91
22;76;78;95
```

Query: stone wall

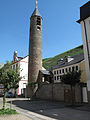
36;83;82;103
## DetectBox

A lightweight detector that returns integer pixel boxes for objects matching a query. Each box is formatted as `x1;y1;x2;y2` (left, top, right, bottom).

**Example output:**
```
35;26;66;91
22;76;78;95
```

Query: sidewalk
73;103;90;111
0;98;90;120
0;114;32;120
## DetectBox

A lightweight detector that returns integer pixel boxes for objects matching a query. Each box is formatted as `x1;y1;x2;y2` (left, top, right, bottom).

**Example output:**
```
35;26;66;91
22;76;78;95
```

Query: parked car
0;92;4;97
6;92;14;98
0;92;2;97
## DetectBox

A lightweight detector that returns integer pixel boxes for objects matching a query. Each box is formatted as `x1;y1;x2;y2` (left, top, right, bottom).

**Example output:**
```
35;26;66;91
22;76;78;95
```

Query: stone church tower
28;0;42;98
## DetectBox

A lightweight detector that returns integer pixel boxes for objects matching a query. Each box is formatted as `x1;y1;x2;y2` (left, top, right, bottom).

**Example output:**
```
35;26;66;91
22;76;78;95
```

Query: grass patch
0;108;18;115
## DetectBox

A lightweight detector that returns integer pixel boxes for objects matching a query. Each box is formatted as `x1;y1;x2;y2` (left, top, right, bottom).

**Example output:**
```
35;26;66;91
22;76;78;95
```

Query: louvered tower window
37;17;41;26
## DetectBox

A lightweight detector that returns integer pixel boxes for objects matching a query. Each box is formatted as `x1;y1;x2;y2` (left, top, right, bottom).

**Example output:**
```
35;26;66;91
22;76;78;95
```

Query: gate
64;89;75;102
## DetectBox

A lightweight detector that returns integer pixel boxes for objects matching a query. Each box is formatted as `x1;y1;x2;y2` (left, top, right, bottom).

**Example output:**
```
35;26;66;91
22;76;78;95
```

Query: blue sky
0;0;89;63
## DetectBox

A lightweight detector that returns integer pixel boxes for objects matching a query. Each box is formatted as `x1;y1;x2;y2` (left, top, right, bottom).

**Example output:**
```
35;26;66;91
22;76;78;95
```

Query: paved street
0;98;90;120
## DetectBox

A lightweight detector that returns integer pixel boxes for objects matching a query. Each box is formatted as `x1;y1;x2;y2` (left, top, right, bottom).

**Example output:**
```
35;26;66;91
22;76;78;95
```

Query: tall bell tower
28;0;42;98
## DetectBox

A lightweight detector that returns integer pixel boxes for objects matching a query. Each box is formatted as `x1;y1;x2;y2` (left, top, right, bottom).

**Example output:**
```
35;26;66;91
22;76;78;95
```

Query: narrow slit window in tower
37;17;41;25
37;26;41;30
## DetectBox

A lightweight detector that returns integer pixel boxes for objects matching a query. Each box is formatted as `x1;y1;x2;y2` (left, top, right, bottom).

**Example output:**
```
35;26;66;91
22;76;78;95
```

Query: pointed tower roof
32;8;41;17
31;0;41;17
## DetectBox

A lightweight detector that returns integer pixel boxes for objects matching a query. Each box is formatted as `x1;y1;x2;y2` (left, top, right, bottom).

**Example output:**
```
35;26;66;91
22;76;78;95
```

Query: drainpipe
80;83;83;103
83;20;90;70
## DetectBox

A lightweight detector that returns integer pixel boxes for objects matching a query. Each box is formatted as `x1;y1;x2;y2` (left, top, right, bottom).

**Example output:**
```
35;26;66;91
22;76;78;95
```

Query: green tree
61;70;81;104
0;61;22;110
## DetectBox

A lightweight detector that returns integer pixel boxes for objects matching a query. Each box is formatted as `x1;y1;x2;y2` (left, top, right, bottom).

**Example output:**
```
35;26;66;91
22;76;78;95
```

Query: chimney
13;51;17;62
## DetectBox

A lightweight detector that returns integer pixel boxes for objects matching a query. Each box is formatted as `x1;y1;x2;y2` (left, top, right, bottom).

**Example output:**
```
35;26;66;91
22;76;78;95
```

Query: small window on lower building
72;66;74;71
42;77;45;82
60;69;61;74
54;76;56;80
16;64;18;72
60;75;62;79
11;66;12;69
62;69;64;73
69;67;71;72
13;65;15;70
57;70;58;74
76;66;78;71
54;71;56;75
57;76;59;80
65;68;67;73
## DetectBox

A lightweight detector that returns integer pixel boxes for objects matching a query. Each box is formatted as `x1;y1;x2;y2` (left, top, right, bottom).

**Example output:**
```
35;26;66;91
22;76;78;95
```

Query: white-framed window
62;69;64;73
72;66;74;71
65;68;68;73
54;76;56;80
69;67;71;72
59;69;61;74
13;64;15;70
76;65;79;71
54;71;56;75
57;70;58;74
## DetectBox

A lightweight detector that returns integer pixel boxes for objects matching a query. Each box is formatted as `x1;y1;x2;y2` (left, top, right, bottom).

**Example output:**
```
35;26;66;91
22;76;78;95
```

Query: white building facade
52;64;79;83
51;54;88;103
11;51;46;96
11;51;28;95
51;55;81;83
